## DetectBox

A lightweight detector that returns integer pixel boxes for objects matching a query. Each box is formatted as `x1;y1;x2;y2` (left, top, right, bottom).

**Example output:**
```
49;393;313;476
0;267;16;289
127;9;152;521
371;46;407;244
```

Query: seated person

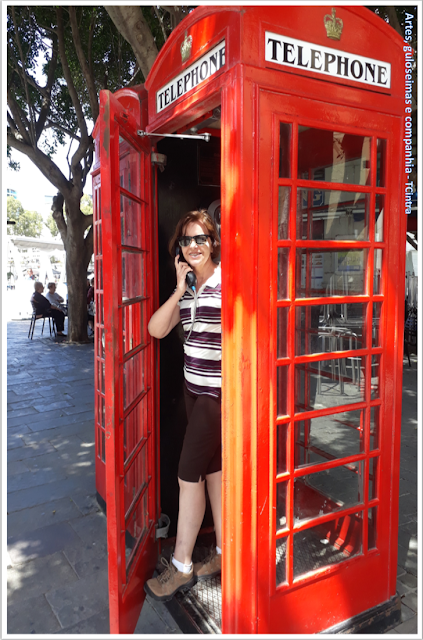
31;281;66;337
87;277;95;335
45;282;67;314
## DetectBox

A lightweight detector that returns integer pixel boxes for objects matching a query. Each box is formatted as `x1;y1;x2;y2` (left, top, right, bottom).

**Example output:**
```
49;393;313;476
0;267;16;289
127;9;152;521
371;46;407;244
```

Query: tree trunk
63;199;91;343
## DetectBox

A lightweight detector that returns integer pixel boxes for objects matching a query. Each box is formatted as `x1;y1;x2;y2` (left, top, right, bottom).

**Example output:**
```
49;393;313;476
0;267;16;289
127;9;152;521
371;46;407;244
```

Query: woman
145;210;222;602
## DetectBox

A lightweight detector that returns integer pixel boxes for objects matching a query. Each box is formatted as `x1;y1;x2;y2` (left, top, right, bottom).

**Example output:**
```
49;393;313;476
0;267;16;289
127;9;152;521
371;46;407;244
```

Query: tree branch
35;34;59;141
11;7;37;146
51;192;68;244
83;224;94;268
82;213;93;231
153;7;168;42
105;6;158;79
7;92;32;145
56;7;88;139
7;131;72;198
386;6;404;38
69;7;99;122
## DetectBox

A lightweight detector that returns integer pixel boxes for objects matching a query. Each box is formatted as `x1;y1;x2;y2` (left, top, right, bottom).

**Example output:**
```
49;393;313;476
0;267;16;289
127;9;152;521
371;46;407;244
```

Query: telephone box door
98;89;159;634
257;90;404;633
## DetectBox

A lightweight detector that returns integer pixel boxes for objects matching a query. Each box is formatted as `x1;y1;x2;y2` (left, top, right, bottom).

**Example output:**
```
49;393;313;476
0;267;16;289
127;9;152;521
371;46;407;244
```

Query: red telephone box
92;5;407;634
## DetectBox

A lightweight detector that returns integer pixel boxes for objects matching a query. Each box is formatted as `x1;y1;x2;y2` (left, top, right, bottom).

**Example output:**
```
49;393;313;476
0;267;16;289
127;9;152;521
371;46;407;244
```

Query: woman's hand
175;254;193;297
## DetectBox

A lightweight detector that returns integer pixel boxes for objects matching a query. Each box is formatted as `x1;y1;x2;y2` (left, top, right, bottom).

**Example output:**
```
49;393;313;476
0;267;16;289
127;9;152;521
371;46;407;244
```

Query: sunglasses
178;234;211;247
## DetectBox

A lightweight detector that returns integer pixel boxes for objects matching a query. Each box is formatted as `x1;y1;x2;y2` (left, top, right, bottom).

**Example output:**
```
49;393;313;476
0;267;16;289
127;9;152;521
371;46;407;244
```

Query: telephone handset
176;247;197;291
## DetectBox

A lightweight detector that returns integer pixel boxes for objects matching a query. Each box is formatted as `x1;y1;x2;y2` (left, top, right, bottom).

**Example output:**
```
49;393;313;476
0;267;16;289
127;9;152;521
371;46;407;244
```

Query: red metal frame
94;5;406;635
96;88;159;633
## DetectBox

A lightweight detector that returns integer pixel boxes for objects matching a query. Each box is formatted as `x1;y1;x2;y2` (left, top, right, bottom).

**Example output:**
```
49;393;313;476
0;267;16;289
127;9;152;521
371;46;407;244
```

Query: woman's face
181;221;213;271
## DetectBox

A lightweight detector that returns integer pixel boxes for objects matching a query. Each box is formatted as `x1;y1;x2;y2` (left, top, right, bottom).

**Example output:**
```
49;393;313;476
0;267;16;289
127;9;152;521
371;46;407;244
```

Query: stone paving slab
7;496;83;538
45;569;110;628
8;593;63;634
7;521;83;565
7;466;69;493
7;552;79;605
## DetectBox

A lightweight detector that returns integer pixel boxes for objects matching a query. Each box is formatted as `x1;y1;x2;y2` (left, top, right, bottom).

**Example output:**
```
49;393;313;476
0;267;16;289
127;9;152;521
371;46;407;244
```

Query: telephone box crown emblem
181;32;193;63
324;8;343;40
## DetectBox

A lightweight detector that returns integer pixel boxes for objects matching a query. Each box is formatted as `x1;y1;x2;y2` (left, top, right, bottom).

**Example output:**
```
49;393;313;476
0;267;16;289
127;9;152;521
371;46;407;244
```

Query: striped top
178;264;221;398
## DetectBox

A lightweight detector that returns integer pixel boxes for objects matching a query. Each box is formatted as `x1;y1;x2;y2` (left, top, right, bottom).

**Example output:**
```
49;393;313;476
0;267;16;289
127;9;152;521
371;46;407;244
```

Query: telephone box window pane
297;190;369;241
279;123;291;178
376;139;387;187
374;249;382;294
369;456;379;500
276;480;288;531
277;249;289;300
98;328;105;359
124;443;148;515
123;350;145;410
276;537;288;587
372;302;382;347
96;221;103;255
296;249;367;298
121;196;143;249
293;513;362;579
277;365;289;417
368;507;378;549
277;308;288;358
119;137;141;198
294;409;364;469
278;187;290;239
298;127;371;186
375;195;384;241
126;491;148;574
123;302;146;355
371;355;381;400
101;428;105;463
294;462;364;523
124;396;147;464
96;259;103;290
96;292;103;326
295;303;366;356
295;356;364;413
122;251;145;300
370;406;380;450
276;424;288;475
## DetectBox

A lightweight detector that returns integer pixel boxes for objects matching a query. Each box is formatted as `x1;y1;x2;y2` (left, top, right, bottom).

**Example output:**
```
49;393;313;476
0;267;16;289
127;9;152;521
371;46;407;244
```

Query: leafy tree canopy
7;197;43;237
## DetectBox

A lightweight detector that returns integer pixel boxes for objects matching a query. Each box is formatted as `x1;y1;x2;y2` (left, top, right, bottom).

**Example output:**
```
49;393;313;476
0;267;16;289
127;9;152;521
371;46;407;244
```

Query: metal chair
28;304;57;340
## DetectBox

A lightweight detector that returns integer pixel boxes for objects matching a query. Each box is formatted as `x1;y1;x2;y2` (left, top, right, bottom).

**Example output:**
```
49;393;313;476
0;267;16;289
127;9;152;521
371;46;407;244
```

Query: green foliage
80;194;93;216
7;6;138;165
7;197;43;237
45;212;60;238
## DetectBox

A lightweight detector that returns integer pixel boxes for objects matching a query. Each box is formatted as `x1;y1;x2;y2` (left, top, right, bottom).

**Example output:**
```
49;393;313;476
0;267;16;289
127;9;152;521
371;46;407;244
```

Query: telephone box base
165;590;401;635
323;593;402;634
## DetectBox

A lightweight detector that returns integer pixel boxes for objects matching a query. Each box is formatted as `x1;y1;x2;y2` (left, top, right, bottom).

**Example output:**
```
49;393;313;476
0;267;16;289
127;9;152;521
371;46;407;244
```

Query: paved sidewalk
6;320;181;635
6;320;418;634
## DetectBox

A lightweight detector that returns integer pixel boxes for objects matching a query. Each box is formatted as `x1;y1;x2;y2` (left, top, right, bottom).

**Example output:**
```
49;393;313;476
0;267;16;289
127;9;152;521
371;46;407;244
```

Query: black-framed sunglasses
178;234;211;247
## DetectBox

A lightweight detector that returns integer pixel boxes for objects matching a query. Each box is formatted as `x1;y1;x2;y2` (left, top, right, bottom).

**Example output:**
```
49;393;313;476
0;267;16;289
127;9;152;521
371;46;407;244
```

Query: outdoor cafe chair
28;303;57;340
